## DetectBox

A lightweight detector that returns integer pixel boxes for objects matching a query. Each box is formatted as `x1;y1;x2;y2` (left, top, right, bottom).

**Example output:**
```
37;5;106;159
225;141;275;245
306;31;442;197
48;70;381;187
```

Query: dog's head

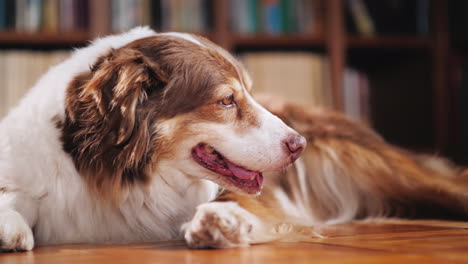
60;33;305;199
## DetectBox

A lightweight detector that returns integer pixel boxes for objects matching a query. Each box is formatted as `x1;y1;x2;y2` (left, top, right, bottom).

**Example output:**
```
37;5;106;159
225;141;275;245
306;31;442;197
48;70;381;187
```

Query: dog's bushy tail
257;95;468;222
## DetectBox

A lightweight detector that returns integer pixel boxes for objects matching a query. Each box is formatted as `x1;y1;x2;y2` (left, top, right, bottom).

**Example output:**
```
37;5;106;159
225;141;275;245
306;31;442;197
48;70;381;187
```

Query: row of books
0;0;89;33
1;0;435;36
231;0;319;35
111;0;210;33
0;51;69;118
240;52;370;122
345;0;430;36
343;68;370;122
0;0;211;34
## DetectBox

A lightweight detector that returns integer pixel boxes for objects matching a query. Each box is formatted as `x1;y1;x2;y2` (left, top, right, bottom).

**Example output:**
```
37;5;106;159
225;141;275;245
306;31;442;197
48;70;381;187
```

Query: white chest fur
33;172;218;245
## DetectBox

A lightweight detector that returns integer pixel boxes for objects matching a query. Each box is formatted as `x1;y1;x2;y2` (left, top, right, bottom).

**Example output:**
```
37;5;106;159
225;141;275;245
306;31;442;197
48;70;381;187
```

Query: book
74;0;89;31
140;0;151;27
0;51;69;119
295;0;315;34
230;0;316;35
416;0;429;35
5;0;15;29
343;68;360;120
241;52;370;120
0;0;214;34
15;0;26;32
25;0;42;32
347;0;375;37
342;68;370;122
1;0;92;33
89;0;109;35
42;0;59;32
346;0;430;36
59;0;74;32
0;0;6;29
111;0;124;32
231;0;249;34
262;0;281;34
248;0;260;33
149;0;161;30
240;52;330;108
280;0;296;34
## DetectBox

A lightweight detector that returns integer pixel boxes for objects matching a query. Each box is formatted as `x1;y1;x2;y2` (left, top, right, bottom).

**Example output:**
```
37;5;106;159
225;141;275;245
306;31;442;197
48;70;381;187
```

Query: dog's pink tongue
226;161;258;180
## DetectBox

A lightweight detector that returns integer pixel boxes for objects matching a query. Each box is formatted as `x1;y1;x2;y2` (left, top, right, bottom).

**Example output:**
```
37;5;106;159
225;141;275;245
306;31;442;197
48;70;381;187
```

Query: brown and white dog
0;27;467;251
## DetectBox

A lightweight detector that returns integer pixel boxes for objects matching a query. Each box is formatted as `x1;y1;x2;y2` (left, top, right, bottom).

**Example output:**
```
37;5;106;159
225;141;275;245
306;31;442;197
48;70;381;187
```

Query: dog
0;27;467;251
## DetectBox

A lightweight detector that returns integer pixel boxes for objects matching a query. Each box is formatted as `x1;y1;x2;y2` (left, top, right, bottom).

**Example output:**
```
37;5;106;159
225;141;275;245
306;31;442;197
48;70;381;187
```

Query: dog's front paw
183;202;259;248
0;210;34;252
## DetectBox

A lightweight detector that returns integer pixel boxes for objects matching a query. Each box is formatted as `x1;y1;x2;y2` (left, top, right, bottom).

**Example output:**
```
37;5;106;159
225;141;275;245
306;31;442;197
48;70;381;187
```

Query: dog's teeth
250;175;256;181
205;145;215;153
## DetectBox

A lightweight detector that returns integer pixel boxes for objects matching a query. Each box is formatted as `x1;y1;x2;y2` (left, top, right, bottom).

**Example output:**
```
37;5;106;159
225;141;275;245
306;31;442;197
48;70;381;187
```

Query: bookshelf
0;32;90;46
0;0;463;162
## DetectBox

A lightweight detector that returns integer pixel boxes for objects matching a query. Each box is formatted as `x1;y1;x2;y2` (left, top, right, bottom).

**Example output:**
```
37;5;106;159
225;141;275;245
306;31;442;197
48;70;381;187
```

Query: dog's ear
80;48;168;145
62;47;169;200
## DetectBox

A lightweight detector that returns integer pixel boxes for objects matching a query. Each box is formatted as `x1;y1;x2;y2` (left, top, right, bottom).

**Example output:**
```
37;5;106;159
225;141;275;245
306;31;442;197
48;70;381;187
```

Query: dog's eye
219;94;235;107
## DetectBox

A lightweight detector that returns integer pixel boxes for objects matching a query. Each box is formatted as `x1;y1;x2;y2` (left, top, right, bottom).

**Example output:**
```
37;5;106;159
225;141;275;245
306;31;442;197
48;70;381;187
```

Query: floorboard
2;220;468;264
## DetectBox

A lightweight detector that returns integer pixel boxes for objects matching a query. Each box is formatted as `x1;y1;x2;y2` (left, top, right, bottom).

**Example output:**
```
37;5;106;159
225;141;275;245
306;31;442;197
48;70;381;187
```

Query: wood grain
0;32;90;46
2;220;468;264
325;0;345;110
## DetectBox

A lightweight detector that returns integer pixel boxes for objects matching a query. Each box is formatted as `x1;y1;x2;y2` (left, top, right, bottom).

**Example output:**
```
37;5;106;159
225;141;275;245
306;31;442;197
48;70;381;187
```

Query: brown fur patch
60;48;165;201
215;188;288;224
232;83;261;132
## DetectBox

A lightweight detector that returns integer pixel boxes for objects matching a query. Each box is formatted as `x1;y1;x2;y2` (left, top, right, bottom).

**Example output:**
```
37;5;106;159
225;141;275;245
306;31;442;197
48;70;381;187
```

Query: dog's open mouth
192;143;264;194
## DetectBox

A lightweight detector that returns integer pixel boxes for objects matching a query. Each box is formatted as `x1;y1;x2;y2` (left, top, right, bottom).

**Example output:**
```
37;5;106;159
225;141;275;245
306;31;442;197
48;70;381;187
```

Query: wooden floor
2;220;468;263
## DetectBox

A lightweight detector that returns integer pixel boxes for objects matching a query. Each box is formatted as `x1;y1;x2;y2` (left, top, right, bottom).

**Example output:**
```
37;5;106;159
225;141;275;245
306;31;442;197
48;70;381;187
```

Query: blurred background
0;0;466;164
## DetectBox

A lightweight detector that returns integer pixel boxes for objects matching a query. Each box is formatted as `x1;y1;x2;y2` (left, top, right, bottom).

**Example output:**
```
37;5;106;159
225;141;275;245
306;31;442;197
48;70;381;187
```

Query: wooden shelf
0;32;432;49
231;34;325;48
3;221;468;264
347;35;431;49
0;31;91;46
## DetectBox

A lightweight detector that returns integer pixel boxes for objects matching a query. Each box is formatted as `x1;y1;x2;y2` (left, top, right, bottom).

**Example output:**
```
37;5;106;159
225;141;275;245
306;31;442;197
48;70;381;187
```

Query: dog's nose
283;134;306;161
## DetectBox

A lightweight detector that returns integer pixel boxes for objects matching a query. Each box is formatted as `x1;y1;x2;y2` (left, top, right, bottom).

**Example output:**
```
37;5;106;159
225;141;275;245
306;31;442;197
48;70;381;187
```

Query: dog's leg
0;189;36;251
183;188;291;249
183;201;268;248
